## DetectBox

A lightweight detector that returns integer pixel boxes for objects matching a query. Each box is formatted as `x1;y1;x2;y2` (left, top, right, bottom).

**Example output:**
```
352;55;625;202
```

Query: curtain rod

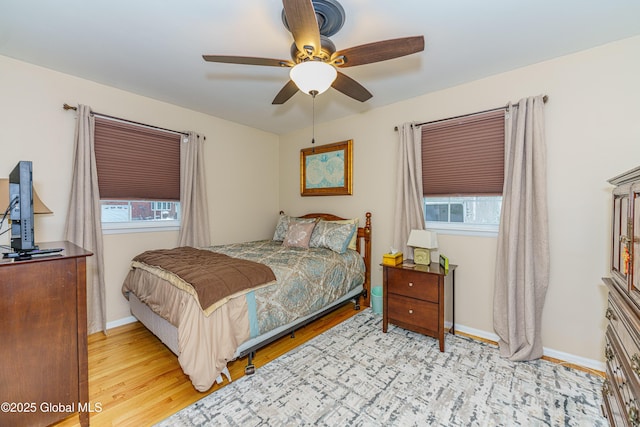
63;103;191;138
393;95;548;131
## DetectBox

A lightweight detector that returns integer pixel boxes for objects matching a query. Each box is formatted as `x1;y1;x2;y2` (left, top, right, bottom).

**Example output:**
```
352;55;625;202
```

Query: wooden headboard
296;212;372;307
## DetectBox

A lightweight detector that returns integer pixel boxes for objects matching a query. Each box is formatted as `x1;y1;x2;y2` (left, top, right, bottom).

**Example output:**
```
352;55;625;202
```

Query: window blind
94;117;181;200
421;109;505;196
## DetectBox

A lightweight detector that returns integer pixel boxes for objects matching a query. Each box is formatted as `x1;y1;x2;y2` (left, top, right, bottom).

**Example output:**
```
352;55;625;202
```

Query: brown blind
421;110;505;196
94;117;181;200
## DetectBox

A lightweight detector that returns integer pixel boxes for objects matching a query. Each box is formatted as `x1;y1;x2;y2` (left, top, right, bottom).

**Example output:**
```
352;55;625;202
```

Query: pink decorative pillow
283;221;316;249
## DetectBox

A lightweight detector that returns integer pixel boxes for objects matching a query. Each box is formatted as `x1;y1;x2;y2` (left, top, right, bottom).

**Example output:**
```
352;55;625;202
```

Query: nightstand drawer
387;268;439;302
387;294;438;332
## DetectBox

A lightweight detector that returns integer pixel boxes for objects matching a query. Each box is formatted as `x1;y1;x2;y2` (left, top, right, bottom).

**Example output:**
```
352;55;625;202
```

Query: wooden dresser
382;262;455;352
0;241;92;427
603;166;640;426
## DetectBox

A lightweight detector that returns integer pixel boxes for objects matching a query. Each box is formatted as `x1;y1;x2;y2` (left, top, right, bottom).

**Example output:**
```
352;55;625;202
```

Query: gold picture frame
300;140;353;196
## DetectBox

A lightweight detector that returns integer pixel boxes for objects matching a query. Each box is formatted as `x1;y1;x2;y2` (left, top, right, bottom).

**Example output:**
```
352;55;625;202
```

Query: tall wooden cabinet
603;167;640;426
0;241;92;427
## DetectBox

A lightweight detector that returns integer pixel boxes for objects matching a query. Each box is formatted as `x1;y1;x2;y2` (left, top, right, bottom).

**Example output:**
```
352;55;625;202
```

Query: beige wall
0;55;280;325
2;34;639;368
278;35;640;367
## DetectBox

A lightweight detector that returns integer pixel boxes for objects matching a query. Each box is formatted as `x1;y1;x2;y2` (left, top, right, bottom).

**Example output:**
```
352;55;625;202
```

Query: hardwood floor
53;304;359;427
52;306;603;426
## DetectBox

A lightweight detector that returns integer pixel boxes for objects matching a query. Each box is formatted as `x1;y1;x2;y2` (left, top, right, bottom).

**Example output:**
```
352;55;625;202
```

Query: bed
122;212;372;392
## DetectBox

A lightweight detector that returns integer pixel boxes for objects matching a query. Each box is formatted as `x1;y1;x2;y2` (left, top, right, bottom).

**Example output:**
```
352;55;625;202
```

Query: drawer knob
632;354;640;377
605;308;615;321
408;282;414;287
408;309;414;314
605;347;614;361
629;405;640;426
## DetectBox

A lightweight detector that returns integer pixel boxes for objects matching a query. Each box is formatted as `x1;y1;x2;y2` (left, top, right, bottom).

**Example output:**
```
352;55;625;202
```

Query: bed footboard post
362;212;372;308
245;351;256;375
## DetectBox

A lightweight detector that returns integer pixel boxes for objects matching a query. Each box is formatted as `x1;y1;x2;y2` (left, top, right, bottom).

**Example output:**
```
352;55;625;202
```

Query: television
9;160;35;252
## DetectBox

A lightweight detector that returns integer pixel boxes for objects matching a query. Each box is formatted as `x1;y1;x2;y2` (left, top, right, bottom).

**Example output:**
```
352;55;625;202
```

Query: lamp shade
289;61;337;95
0;178;53;214
406;229;438;249
407;229;438;265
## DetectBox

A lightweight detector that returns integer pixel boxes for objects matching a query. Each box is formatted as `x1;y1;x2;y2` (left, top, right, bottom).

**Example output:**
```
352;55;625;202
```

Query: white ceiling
1;1;639;135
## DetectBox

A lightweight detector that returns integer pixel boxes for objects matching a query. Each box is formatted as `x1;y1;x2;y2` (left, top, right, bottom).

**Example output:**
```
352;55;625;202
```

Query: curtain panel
178;132;211;247
64;104;107;335
493;95;549;361
392;122;425;258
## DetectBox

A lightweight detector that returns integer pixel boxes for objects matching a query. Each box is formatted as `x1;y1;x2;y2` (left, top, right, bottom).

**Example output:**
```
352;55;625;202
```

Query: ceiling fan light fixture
290;61;337;96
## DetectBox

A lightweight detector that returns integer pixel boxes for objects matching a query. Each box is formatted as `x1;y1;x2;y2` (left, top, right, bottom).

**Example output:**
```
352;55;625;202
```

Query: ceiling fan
202;0;425;105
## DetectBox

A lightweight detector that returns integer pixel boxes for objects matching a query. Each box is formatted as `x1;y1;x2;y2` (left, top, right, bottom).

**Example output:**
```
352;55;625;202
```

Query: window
421;110;505;235
94;116;182;233
425;196;502;234
101;200;180;221
425;198;464;223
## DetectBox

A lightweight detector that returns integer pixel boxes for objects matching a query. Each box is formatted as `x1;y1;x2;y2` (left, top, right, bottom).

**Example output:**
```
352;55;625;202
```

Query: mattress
123;239;366;391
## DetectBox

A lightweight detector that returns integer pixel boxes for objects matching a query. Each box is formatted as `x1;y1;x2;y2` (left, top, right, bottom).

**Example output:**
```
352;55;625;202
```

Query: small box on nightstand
382;252;403;266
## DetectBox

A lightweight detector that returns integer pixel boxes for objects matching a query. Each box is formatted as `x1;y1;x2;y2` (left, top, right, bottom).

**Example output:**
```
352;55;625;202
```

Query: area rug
156;309;606;426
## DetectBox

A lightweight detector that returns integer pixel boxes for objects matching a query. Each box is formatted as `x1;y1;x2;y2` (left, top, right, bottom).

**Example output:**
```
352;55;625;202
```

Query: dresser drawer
608;292;640;384
387;294;438;332
606;327;640;425
604;364;629;426
386;268;439;302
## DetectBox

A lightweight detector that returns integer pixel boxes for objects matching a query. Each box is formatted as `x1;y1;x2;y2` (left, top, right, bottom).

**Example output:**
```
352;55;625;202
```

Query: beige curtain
64;104;107;335
493;95;549;361
178;131;211;247
392;122;425;257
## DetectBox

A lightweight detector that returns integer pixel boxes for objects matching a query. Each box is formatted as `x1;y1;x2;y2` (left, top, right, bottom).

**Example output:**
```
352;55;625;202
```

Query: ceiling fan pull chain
311;90;318;151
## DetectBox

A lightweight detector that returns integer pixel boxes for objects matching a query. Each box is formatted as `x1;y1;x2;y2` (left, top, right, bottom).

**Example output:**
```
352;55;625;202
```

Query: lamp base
413;248;431;265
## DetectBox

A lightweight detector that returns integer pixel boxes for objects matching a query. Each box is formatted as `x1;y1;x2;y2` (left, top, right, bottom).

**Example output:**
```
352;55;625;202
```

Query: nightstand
382;262;456;352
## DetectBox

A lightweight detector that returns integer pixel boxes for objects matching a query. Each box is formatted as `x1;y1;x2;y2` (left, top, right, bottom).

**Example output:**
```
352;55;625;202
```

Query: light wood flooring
53;304;358;427
53;306;603;426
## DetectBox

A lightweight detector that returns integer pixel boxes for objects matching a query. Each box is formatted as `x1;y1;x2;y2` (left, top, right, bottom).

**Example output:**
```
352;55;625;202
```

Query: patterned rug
156;310;606;426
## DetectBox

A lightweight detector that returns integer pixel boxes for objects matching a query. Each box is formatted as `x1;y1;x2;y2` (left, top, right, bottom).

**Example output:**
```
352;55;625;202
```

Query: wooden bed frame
129;211;373;379
298;212;372;307
238;212;373;374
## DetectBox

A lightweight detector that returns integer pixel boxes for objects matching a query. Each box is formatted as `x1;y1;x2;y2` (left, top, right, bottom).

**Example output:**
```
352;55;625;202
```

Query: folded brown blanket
132;247;276;313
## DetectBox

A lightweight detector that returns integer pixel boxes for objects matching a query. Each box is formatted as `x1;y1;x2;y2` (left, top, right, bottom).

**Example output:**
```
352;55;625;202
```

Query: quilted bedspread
123;239;365;392
205;239;365;337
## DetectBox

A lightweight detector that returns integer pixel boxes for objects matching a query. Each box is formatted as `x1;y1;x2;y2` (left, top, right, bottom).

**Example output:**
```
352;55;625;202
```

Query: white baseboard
106;315;137;330
455;324;500;342
454;323;605;373
104;316;606;373
542;346;605;373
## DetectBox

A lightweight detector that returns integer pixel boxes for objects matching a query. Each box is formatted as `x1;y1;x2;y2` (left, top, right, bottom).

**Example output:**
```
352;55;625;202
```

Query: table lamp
407;229;438;265
0;178;52;214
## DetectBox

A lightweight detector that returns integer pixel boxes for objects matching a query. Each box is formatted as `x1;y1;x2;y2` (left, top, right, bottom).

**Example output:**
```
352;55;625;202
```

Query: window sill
426;222;499;238
102;220;180;235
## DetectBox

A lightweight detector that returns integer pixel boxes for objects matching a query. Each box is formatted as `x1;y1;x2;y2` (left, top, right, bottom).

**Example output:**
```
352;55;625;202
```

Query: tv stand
0;241;92;427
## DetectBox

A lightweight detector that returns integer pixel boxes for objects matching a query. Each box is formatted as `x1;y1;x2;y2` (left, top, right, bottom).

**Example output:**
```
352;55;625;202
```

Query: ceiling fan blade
332;36;425;68
203;55;294;67
272;80;300;105
332;72;372;102
282;0;321;56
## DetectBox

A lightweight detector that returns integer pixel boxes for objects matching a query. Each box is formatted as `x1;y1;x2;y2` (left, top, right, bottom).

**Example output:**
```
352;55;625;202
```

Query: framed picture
300;140;353;196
